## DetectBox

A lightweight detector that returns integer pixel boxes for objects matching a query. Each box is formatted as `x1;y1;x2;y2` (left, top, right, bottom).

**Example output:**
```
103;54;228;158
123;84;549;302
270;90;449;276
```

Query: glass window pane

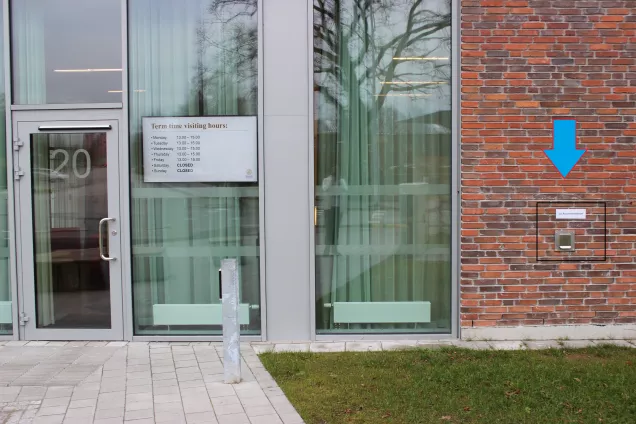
11;0;122;104
31;133;111;329
129;0;260;336
0;6;11;335
314;0;452;334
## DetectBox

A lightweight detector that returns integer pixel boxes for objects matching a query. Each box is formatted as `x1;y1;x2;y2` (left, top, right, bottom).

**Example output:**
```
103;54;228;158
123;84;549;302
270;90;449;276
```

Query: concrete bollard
221;259;241;384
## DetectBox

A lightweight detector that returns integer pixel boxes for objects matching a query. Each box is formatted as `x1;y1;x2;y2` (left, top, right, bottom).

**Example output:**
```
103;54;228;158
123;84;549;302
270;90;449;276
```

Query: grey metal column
262;0;312;340
221;259;241;383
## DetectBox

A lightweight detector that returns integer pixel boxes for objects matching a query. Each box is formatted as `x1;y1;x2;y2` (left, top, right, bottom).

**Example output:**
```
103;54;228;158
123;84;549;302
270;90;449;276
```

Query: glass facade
313;0;452;333
11;0;122;104
128;0;261;336
0;0;455;340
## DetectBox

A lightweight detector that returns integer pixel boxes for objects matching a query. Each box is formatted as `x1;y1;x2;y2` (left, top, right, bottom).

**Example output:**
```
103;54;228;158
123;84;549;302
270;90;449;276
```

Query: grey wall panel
263;0;309;117
263;115;311;341
263;0;312;340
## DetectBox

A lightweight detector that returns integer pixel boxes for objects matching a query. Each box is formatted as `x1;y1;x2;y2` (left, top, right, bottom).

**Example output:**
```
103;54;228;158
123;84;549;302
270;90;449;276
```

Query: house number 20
51;149;92;179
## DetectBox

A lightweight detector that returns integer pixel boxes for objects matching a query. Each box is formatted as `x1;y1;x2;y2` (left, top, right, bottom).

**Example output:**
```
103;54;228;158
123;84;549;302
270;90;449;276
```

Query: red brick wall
460;0;636;328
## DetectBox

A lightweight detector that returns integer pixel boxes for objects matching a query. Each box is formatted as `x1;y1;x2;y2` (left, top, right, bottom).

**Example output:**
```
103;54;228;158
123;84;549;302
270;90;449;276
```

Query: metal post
221;259;241;384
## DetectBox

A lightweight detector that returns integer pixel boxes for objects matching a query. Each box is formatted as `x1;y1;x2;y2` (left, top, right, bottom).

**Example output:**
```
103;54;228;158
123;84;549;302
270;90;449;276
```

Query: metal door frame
13;109;124;340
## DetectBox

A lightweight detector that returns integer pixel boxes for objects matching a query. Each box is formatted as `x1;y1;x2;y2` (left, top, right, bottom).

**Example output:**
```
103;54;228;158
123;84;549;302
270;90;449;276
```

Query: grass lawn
260;345;636;424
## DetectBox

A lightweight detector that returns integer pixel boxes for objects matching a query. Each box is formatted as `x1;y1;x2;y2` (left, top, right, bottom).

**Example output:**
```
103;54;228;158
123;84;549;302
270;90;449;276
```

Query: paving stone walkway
2;338;633;423
0;342;304;424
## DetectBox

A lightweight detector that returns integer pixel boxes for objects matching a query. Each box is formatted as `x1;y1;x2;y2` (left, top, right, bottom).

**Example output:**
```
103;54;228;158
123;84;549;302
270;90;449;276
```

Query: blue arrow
543;120;586;178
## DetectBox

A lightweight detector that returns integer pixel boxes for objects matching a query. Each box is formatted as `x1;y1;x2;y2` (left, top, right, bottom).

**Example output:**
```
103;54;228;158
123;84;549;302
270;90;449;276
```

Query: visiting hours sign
142;116;257;183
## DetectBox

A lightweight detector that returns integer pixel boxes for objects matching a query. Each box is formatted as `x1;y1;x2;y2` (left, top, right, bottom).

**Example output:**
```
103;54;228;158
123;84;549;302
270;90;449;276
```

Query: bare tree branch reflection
313;0;454;333
314;0;451;112
189;0;258;115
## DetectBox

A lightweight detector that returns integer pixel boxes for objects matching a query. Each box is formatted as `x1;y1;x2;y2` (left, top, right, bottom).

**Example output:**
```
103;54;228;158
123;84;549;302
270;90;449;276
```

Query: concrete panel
463;325;636;341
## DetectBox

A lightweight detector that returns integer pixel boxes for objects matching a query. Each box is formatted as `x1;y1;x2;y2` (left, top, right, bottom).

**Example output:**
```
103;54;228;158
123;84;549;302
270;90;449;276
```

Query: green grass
260;345;636;424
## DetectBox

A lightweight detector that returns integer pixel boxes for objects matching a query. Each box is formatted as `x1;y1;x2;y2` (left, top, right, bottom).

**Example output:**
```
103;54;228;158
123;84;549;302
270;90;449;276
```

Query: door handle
99;217;116;261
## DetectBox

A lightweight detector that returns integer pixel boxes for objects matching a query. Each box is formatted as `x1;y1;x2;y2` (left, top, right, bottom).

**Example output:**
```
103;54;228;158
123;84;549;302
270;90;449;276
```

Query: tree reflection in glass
314;0;453;333
129;0;260;336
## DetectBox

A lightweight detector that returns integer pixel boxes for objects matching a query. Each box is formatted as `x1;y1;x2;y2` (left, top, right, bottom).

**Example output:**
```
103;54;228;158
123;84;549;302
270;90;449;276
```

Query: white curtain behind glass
12;0;46;103
129;0;259;334
11;0;122;104
32;139;55;327
314;0;452;332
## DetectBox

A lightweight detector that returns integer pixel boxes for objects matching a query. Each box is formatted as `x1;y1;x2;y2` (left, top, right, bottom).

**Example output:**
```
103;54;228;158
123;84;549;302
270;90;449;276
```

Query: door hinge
14;169;24;180
13;140;23;151
19;312;29;326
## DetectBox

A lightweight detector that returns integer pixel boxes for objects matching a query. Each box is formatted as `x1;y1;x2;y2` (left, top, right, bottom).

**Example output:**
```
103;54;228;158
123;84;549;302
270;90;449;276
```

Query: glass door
15;113;123;340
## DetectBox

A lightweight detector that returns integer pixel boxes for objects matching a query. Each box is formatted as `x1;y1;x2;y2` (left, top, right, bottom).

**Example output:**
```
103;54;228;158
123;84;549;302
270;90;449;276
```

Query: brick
515;101;540;108
460;0;636;329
